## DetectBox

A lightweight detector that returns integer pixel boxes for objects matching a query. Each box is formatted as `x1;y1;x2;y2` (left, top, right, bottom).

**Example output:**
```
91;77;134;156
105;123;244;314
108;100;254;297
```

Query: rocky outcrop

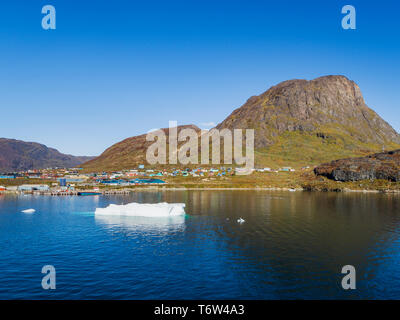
314;150;400;182
0;138;94;172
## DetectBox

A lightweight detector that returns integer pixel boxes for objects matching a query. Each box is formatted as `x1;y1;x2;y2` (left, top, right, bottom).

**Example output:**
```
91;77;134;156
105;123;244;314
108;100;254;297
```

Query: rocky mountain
314;149;400;182
0;138;94;172
217;75;400;146
82;125;201;172
81;75;400;171
216;75;400;166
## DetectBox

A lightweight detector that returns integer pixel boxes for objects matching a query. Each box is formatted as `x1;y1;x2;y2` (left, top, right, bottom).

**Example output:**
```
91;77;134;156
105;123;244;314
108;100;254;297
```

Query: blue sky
0;0;399;156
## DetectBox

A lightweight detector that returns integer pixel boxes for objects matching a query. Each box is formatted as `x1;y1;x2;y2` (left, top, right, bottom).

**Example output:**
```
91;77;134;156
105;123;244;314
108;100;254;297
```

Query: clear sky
0;0;399;156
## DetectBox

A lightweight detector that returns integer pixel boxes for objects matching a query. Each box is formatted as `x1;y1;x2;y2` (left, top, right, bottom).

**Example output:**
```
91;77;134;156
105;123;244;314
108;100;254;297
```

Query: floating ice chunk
95;202;186;217
22;209;36;213
95;214;185;232
237;218;245;223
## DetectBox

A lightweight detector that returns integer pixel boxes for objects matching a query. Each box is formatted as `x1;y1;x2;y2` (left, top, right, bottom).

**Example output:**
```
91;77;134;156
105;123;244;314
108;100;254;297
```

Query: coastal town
1;154;399;194
0;165;307;195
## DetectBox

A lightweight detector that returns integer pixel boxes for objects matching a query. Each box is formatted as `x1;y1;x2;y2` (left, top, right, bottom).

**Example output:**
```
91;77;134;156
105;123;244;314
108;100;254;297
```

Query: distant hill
0;138;94;172
81;125;201;172
82;75;400;171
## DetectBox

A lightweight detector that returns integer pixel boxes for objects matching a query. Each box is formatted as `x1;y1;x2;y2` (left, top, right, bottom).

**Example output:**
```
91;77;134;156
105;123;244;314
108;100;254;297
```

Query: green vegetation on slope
253;127;400;169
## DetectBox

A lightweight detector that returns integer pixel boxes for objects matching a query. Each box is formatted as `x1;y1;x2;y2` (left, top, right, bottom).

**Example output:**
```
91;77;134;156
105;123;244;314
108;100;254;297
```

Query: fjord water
1;191;400;299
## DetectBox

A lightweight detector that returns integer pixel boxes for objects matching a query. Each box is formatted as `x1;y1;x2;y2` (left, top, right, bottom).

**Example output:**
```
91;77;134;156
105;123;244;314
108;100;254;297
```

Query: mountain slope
217;75;399;146
82;75;400;171
216;75;400;166
0;138;94;172
82;125;201;172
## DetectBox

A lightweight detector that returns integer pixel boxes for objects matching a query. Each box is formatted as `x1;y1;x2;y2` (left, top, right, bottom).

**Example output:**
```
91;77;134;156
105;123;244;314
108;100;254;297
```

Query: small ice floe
237;218;245;224
95;202;186;217
22;209;36;214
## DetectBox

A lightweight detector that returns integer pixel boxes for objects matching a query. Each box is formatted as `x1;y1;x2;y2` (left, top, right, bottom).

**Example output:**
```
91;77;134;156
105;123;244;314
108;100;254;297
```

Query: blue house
0;175;15;179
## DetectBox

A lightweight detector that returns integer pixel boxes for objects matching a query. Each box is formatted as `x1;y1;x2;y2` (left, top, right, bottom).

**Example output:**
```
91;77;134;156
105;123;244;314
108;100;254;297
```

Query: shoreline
127;187;400;193
2;171;400;195
2;186;400;194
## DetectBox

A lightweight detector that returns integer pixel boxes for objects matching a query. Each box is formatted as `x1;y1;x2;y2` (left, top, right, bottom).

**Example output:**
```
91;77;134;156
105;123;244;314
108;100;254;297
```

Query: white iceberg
95;202;186;217
95;214;185;232
22;209;36;213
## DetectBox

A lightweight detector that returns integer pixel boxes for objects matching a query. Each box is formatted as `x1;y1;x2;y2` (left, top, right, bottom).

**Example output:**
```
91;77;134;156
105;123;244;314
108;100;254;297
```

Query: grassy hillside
254;127;400;169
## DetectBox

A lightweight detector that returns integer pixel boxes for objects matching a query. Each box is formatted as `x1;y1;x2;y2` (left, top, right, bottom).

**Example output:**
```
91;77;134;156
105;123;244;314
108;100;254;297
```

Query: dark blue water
1;190;400;299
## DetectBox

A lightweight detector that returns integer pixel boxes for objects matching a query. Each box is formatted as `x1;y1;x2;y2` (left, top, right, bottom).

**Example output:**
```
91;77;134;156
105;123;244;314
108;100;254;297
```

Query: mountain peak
81;76;400;171
217;75;399;148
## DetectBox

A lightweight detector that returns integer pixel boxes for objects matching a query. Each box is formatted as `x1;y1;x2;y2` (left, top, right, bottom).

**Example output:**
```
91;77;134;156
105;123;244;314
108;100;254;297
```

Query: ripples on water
0;191;400;299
